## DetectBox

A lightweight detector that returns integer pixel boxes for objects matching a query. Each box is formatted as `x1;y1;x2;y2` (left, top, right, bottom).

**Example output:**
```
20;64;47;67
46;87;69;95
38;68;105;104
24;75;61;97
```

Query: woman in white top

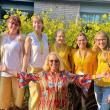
0;16;24;110
21;15;49;110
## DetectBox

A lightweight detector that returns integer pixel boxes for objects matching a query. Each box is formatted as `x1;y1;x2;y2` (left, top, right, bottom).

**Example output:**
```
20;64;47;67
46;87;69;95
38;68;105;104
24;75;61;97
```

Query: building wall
34;1;80;22
80;2;110;22
80;3;110;13
34;1;110;22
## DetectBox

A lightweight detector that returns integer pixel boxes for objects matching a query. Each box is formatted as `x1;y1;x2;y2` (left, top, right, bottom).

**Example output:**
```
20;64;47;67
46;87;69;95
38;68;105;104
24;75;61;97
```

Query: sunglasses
49;59;59;63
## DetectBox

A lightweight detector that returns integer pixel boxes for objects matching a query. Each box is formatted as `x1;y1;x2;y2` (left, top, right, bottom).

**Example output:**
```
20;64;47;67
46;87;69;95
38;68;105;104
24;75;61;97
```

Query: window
80;12;103;22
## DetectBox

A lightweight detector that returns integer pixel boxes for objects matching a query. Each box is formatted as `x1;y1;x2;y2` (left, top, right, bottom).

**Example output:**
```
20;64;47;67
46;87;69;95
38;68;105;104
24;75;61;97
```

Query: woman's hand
17;35;23;42
1;65;7;72
96;74;104;79
95;72;110;80
107;95;110;104
103;72;110;78
21;69;27;73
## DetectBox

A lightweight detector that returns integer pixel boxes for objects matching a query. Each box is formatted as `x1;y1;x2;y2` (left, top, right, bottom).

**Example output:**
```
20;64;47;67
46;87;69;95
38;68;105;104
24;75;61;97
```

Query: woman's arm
21;36;31;72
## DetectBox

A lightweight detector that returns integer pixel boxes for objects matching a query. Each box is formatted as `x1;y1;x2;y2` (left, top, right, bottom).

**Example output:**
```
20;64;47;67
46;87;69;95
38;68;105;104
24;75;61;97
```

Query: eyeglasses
49;60;59;63
96;39;107;41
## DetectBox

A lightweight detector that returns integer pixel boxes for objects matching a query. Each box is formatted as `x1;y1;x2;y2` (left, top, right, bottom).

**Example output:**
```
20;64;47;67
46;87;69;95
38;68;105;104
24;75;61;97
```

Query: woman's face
7;20;19;34
33;19;43;32
95;34;107;50
77;35;87;49
48;54;60;72
55;31;65;44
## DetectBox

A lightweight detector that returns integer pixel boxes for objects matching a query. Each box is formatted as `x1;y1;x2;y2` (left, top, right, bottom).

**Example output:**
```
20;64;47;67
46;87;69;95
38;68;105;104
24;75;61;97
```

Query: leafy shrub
0;9;110;47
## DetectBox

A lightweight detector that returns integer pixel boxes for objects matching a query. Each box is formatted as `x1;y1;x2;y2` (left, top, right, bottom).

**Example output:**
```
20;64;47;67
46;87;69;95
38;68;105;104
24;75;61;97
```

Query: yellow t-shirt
72;49;97;75
95;50;110;87
50;44;71;72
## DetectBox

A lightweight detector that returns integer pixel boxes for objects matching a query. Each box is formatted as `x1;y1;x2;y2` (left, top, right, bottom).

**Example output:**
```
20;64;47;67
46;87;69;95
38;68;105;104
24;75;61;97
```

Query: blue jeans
94;84;110;110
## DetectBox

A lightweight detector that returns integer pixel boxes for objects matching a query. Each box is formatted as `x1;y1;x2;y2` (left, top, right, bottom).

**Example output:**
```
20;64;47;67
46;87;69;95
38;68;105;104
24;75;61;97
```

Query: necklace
78;49;88;71
34;32;44;54
54;43;66;56
55;43;63;51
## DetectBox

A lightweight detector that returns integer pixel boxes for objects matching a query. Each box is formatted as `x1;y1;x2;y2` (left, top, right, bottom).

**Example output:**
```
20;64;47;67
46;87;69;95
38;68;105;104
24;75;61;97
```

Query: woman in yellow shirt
71;32;98;110
93;31;110;110
49;29;72;72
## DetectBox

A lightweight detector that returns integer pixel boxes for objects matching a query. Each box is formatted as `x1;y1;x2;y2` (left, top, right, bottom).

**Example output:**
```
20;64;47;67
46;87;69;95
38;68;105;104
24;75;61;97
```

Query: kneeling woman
32;52;69;110
19;52;76;110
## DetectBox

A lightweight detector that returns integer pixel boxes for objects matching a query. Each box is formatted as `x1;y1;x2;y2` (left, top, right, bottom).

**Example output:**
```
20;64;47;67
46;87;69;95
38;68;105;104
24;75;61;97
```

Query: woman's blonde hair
7;15;21;34
43;52;64;72
32;15;44;32
95;31;110;49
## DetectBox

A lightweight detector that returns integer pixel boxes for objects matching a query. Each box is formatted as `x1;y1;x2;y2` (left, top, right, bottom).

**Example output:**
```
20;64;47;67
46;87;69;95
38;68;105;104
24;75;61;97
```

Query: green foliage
0;9;110;48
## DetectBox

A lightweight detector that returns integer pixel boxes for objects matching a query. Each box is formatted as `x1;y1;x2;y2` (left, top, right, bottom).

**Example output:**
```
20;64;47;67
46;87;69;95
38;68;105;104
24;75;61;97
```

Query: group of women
0;15;110;110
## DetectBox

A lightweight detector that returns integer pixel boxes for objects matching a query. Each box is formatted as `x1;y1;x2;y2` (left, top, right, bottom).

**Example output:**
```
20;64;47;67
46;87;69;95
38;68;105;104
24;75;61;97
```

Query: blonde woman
21;15;49;110
93;31;110;110
19;52;77;110
0;16;24;110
